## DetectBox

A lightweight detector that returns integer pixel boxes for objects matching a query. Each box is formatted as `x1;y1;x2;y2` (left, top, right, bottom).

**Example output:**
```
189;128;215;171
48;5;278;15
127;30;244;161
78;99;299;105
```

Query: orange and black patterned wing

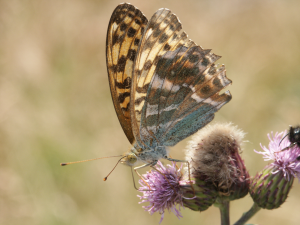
106;3;148;144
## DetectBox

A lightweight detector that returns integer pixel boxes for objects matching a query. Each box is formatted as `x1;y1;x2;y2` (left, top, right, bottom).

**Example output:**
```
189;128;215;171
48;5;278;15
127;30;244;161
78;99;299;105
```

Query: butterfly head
121;152;138;167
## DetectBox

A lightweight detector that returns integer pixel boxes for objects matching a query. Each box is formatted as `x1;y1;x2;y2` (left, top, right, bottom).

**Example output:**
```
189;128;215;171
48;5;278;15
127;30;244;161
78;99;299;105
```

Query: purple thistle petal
137;161;184;223
255;131;300;181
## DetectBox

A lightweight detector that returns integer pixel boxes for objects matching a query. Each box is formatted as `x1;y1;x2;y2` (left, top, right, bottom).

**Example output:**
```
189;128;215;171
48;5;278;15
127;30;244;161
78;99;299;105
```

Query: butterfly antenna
60;155;123;166
103;156;127;181
279;133;289;146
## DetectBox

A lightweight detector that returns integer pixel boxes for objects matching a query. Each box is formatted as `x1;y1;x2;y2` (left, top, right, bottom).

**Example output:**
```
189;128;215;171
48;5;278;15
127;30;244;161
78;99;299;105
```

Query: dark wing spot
121;102;130;112
153;28;162;38
117;55;127;72
189;53;200;63
208;66;216;75
135;69;142;77
135;96;146;105
169;24;175;31
123;77;131;88
136;83;149;93
120;23;127;31
135;10;142;17
159;33;169;43
200;85;211;95
115;17;122;25
118;92;131;103
127;49;136;61
134;38;140;46
143;60;152;70
135;18;141;25
163;17;170;24
197;74;205;83
141;16;147;24
112;35;119;45
164;44;171;51
115;77;131;89
127;4;135;12
153;55;162;66
144;40;155;49
180;32;187;39
201;57;209;67
172;33;178;40
112;64;118;73
213;77;222;88
127;27;137;37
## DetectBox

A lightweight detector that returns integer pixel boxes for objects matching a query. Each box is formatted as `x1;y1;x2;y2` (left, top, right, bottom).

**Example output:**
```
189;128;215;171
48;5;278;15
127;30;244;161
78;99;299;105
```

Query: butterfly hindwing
131;8;196;147
106;3;148;144
138;14;232;147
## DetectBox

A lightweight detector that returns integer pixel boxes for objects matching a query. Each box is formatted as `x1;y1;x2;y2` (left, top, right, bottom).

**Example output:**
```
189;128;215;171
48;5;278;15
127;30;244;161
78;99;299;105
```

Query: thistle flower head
255;131;300;181
185;123;249;198
137;161;184;223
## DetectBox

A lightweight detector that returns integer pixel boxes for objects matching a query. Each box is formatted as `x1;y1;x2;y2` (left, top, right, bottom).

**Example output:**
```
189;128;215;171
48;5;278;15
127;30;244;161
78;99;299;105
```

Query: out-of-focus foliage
1;0;300;224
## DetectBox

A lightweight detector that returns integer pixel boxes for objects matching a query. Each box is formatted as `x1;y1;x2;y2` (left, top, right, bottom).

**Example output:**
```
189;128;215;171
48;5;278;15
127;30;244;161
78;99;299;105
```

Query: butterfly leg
130;166;154;191
133;161;158;191
165;157;192;180
165;157;195;197
130;166;139;190
134;161;157;170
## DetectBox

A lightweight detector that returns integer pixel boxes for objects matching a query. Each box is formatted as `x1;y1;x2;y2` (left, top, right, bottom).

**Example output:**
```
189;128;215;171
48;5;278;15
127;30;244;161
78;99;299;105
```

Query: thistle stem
233;202;261;225
215;198;230;225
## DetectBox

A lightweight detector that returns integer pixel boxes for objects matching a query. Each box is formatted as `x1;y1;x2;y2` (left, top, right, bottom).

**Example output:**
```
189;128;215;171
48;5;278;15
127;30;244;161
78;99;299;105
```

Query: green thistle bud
250;164;294;209
252;130;300;209
180;179;218;211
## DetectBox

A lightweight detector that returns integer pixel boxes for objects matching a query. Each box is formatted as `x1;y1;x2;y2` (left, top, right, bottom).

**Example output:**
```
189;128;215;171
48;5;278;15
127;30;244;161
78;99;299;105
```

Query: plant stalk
215;198;230;225
233;202;261;225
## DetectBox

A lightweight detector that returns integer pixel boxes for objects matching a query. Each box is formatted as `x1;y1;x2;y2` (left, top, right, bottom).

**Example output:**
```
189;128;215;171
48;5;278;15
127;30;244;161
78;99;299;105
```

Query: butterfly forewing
106;3;148;144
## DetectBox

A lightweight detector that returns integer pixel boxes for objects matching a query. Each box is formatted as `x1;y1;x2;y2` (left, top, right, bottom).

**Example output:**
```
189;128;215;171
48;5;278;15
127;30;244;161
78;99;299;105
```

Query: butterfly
279;126;300;160
106;3;232;170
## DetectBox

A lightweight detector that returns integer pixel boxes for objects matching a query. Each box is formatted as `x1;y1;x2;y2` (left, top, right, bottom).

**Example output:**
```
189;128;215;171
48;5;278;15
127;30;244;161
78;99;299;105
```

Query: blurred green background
1;0;300;224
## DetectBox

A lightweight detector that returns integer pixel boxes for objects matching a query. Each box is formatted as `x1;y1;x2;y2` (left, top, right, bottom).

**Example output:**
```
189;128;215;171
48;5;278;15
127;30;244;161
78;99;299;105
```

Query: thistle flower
185;123;249;200
137;161;217;223
250;130;300;209
137;161;185;224
254;131;300;181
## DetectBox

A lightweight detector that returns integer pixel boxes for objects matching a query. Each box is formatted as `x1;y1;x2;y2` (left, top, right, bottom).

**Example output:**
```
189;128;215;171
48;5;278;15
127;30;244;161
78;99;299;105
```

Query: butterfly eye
127;153;138;164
